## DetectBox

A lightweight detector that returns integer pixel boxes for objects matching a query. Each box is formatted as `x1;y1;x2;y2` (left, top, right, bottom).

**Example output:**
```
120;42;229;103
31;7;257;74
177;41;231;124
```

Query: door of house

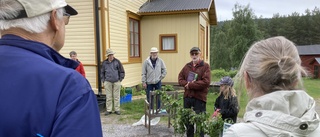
314;65;319;78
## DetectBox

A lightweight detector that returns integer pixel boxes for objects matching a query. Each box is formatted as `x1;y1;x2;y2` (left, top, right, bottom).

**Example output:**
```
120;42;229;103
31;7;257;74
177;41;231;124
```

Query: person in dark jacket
178;47;211;137
69;51;86;77
213;76;239;123
0;0;102;137
101;48;125;115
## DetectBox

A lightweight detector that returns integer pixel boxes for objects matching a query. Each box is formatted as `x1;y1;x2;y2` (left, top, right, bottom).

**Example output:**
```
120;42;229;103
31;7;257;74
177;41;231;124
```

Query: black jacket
214;94;239;123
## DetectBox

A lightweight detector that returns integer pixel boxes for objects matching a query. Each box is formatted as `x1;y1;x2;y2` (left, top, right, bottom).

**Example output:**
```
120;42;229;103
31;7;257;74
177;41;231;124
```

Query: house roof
138;0;217;25
296;45;320;55
316;58;320;64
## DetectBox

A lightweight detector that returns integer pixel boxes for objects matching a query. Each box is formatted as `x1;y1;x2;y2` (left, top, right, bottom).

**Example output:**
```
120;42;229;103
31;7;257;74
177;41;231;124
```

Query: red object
212;109;220;117
76;62;86;77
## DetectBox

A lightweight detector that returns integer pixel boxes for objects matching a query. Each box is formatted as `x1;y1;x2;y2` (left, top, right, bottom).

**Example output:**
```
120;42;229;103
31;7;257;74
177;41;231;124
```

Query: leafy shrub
136;83;143;91
157;90;226;137
131;86;145;96
162;85;175;91
211;69;228;79
120;86;126;97
228;70;238;78
212;69;238;79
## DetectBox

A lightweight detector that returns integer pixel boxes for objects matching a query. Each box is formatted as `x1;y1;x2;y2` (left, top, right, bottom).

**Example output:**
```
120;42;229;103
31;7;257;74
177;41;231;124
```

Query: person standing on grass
141;47;167;110
69;51;86;77
224;36;320;136
0;0;102;136
178;47;211;137
101;48;125;115
213;76;239;123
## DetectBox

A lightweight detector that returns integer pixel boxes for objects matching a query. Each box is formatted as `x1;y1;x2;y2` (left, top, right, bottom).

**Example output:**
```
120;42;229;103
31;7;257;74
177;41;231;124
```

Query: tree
210;3;263;70
210;5;320;71
227;4;263;67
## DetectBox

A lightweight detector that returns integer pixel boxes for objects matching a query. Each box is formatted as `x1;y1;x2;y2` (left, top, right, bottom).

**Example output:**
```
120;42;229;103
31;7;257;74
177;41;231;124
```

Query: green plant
228;70;238;78
211;69;228;79
132;89;145;96
162;85;175;91
205;115;225;137
120;86;126;97
211;69;238;80
137;83;143;91
156;90;226;137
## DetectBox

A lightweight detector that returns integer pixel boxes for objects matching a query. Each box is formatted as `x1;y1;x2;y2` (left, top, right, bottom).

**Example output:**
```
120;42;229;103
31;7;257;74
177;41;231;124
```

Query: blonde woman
213;76;239;123
224;36;320;136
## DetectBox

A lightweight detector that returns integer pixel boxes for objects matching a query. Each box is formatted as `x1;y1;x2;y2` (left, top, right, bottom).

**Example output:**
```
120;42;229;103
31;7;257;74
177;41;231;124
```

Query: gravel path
101;113;176;137
101;99;320;137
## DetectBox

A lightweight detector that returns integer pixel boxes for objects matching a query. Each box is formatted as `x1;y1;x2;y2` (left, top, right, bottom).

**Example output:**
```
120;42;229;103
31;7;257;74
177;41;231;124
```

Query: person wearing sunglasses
178;47;211;137
0;0;102;136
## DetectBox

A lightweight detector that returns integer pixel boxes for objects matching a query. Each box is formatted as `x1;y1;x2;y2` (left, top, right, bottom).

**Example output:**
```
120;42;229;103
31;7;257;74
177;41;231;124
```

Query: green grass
304;78;320;98
119;92;220;122
119;78;319;122
119;99;145;121
233;78;319;117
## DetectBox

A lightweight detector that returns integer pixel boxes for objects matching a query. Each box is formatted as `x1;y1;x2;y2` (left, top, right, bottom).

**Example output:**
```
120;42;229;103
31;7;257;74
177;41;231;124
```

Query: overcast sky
215;0;319;21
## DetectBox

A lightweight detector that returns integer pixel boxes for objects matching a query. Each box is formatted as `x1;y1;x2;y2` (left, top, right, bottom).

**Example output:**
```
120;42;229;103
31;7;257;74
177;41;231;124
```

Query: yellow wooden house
60;0;217;94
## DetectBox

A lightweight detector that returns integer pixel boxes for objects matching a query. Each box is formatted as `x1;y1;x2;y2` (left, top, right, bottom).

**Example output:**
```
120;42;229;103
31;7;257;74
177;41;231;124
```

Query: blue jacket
0;35;102;137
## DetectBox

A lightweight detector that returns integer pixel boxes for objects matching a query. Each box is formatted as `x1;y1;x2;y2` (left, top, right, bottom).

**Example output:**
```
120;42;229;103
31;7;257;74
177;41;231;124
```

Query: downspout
94;0;102;95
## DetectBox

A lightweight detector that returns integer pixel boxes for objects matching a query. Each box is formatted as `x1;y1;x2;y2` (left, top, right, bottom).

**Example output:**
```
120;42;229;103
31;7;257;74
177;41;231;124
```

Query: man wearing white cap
0;0;102;136
142;47;167;110
101;49;125;115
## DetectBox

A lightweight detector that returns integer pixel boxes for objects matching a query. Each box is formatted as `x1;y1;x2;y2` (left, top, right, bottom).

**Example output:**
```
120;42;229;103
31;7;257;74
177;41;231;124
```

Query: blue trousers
146;81;161;109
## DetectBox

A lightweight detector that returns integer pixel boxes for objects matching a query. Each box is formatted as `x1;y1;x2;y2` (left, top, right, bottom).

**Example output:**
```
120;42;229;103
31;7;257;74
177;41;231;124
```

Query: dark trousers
146;81;161;109
184;97;206;137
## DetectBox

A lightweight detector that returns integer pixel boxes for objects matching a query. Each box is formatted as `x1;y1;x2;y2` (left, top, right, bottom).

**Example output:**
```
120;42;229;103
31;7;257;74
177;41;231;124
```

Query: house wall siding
60;0;147;94
141;13;199;83
199;12;210;64
108;0;147;87
300;55;320;78
59;0;213;92
62;0;98;93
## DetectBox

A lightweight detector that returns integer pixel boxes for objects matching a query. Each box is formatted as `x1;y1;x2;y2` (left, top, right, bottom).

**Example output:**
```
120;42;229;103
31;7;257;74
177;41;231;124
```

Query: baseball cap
5;0;78;20
217;76;234;87
190;47;201;53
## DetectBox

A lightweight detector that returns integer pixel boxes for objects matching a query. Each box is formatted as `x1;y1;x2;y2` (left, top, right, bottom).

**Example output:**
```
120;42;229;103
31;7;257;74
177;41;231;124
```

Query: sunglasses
190;52;199;56
63;12;71;17
63;12;70;25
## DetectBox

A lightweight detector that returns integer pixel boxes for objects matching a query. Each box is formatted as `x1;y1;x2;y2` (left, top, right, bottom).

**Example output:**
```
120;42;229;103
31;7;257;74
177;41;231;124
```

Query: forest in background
210;4;320;70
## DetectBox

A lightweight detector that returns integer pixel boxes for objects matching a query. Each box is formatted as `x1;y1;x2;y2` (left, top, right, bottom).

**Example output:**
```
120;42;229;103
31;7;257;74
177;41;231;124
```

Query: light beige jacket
224;90;320;137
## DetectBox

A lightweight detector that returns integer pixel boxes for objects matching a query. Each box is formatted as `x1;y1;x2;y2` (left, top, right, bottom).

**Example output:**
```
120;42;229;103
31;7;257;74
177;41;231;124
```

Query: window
159;34;177;53
200;26;205;59
127;11;141;63
129;19;140;57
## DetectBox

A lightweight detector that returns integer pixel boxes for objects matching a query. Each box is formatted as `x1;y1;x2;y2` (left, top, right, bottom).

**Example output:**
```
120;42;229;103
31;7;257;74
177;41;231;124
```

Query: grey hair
0;0;64;33
235;36;308;99
69;51;77;56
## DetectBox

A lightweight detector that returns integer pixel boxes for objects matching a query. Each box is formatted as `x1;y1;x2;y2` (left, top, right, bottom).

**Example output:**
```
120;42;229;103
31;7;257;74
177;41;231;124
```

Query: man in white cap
0;0;102;136
141;47;167;111
101;49;125;115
